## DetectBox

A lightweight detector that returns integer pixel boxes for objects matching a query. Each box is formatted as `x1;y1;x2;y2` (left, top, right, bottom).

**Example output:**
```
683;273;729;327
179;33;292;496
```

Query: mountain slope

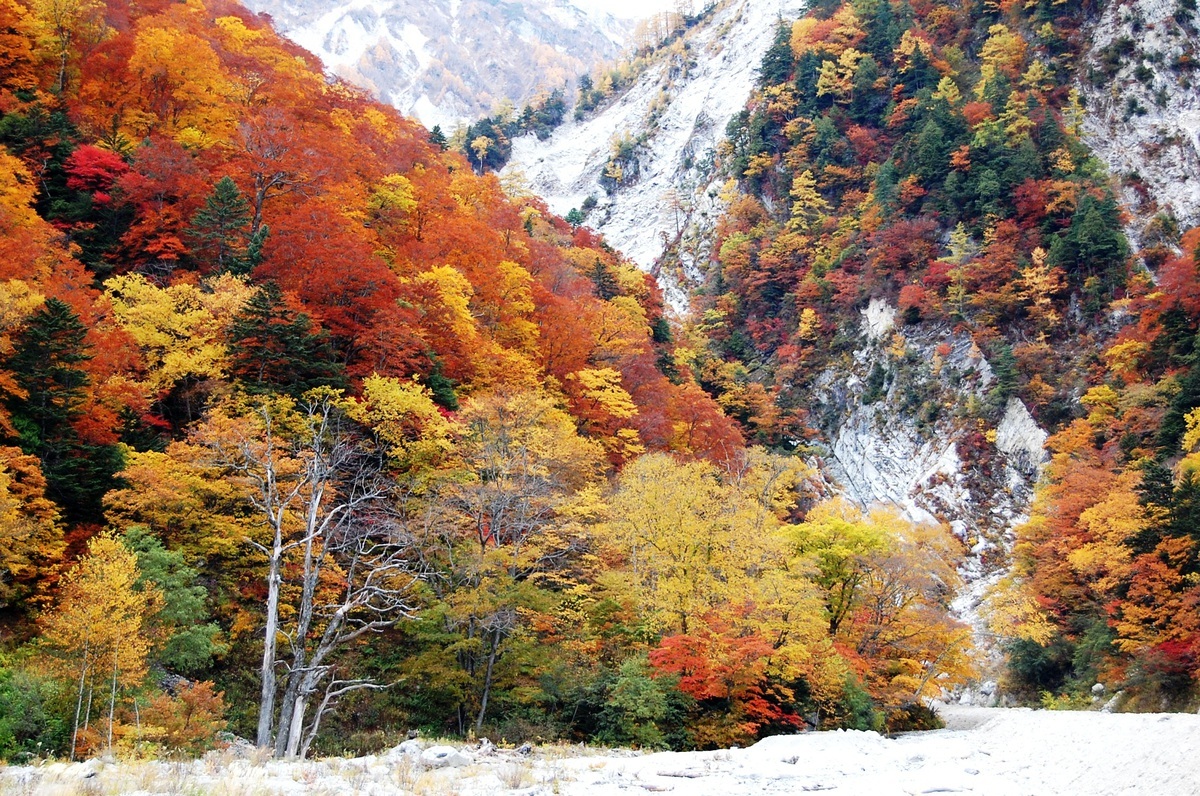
240;0;633;128
506;0;808;306
1079;0;1200;247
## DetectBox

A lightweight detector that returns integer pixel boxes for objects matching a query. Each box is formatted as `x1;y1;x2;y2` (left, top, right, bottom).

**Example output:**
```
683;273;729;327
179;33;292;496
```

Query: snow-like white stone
419;744;472;768
995;397;1048;476
862;297;897;342
10;708;1200;796
387;738;423;758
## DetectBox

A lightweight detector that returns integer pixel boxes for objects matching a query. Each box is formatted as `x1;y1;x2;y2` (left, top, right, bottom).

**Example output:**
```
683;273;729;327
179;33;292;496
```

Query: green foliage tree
226;281;347;397
188;176;266;275
5;298;121;521
122;527;226;675
759;22;793;85
0;663;72;762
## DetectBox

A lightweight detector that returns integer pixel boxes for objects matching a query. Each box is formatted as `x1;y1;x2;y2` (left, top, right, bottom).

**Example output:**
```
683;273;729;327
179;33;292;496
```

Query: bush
0;664;72;761
885;702;944;732
137;681;227;756
823;675;883;731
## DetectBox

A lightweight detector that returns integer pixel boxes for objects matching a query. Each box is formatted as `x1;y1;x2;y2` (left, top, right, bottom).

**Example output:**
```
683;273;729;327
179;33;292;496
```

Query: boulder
420;745;472;768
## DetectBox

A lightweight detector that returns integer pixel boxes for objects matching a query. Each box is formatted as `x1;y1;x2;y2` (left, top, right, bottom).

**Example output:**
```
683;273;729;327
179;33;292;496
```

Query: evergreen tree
6;299;121;522
423;359;459;411
1157;339;1200;454
123;527;225;675
984;343;1018;415
759;23;793;85
854;0;898;61
188;176;264;275
590;259;620;300
9;298;89;442
429;125;448;150
227;282;347;397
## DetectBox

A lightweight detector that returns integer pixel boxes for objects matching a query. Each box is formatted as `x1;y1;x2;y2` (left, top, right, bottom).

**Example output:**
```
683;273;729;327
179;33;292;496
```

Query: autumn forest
0;0;1198;763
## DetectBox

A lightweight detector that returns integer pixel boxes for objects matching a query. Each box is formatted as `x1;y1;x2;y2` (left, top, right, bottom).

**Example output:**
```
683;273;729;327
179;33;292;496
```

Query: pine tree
122;527;225;675
6;298;121;521
423;359;459;411
226;282;346;397
429;125;447;150
590;259;620;300
758;22;793;85
9;297;88;432
188;177;263;275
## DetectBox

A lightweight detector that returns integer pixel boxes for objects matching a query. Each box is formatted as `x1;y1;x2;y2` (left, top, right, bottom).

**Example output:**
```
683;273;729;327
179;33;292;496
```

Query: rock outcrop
506;0;808;308
1080;0;1200;247
813;300;1047;570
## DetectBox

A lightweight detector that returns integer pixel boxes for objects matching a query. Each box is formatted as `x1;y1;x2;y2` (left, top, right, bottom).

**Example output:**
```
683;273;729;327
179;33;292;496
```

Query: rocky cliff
505;0;808;308
1079;0;1200;248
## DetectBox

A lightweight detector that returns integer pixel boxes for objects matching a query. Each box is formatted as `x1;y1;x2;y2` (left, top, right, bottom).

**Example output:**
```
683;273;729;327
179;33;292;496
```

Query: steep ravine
505;0;808;307
808;300;1050;693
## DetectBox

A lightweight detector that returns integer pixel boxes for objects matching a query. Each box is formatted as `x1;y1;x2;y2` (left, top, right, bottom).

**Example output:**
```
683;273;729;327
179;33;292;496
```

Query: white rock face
1080;0;1200;245
817;302;1034;539
995;397;1049;477
862;297;897;343
241;0;632;129
506;0;807;307
811;302;1050;682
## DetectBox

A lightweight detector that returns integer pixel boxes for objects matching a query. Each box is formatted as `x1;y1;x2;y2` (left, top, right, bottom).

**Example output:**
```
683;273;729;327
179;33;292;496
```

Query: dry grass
497;761;533;789
0;738;617;796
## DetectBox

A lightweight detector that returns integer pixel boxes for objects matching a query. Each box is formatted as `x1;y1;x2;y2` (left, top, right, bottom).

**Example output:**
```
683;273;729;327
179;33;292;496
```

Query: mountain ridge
241;0;635;128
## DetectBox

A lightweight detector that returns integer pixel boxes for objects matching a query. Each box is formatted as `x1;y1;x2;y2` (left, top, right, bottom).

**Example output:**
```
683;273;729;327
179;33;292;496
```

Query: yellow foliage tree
103;272;254;397
40;532;162;758
791;500;974;707
127;23;236;145
347;374;457;478
0;446;63;610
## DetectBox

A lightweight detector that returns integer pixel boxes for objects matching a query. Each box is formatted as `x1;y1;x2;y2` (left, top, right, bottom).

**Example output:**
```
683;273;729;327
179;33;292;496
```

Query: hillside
0;0;981;763
506;0;807;307
674;0;1200;709
2;0;1200;769
240;0;634;128
1078;0;1200;246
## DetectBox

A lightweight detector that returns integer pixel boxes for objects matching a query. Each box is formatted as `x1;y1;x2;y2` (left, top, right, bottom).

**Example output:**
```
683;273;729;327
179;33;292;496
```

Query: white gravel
4;705;1199;795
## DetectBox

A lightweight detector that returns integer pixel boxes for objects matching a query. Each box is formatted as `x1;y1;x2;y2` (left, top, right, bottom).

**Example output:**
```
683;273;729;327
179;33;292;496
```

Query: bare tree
192;390;420;757
237;110;325;238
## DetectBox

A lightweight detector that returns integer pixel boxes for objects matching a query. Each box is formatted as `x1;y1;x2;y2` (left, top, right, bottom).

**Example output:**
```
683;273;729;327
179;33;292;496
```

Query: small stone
516;742;534;756
1091;683;1105;696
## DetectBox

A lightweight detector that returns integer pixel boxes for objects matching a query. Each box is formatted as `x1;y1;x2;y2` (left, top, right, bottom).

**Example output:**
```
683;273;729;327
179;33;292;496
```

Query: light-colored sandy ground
3;706;1199;796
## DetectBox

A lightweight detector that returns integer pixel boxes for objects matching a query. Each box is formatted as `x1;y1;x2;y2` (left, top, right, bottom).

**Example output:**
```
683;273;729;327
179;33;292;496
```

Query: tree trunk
70;645;89;762
273;670;301;756
284;693;307;758
107;650;118;752
475;628;501;733
256;550;283;747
